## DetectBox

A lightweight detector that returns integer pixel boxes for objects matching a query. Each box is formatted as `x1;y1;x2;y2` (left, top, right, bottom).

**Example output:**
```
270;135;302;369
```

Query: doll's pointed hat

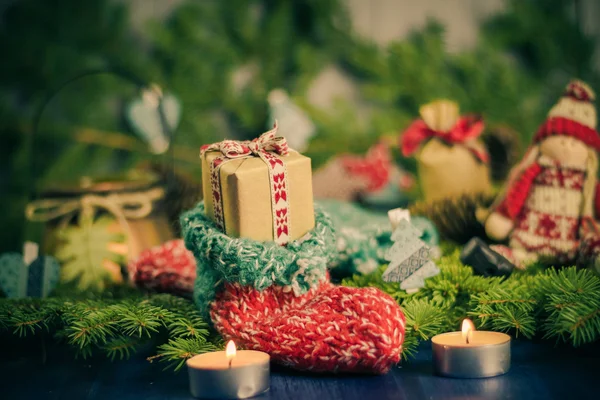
533;80;600;150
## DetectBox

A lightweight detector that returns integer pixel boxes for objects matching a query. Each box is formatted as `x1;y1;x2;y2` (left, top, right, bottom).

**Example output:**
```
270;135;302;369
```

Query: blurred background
1;0;600;254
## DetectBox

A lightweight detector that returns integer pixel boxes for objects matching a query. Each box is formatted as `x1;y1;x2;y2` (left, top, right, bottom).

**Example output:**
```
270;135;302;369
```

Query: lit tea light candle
187;340;270;399
431;319;511;378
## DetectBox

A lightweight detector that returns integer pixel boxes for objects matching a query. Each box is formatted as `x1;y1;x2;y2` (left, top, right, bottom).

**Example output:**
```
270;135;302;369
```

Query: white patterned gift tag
383;219;440;292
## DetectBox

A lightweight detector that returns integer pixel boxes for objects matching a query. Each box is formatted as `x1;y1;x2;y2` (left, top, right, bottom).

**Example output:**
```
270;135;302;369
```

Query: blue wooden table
1;339;598;400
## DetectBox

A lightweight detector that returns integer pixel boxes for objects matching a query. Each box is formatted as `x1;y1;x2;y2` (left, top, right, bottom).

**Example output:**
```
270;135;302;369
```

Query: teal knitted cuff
181;203;337;316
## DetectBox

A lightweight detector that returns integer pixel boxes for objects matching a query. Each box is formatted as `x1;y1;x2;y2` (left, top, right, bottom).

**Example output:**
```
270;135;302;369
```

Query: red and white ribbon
200;122;292;244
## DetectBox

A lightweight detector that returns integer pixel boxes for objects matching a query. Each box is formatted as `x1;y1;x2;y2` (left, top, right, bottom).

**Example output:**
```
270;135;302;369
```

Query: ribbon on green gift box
25;186;165;257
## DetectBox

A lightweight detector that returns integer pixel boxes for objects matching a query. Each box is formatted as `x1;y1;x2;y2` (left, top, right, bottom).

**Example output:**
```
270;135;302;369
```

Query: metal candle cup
431;319;511;378
187;341;270;399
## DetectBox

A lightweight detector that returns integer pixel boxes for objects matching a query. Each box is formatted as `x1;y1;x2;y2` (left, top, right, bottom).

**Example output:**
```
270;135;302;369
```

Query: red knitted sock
210;280;406;374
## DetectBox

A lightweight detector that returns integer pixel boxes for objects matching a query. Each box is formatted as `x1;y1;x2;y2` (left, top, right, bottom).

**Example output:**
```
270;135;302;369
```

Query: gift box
401;100;491;203
201;123;315;244
0;243;60;298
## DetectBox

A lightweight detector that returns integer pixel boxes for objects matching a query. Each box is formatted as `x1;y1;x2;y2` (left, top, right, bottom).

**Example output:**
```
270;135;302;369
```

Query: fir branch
64;307;120;349
0;293;218;368
400;299;448;359
469;284;538;338
153;337;221;371
341;265;407;302
113;303;174;338
102;336;139;361
2;301;61;337
148;293;200;316
341;250;600;349
9;312;48;336
400;335;420;360
539;268;600;346
403;299;447;340
168;317;210;339
415;250;504;312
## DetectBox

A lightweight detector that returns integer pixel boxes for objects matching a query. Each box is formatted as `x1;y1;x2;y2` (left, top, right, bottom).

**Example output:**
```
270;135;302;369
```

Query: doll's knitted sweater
496;156;586;263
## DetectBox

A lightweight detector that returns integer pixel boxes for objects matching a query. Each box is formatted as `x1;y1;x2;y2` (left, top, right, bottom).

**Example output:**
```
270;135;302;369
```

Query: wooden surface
1;339;598;400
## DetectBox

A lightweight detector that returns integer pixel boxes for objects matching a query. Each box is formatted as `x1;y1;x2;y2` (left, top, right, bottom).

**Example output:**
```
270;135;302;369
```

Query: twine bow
25;187;165;235
401;116;489;163
200;122;289;159
200;121;293;245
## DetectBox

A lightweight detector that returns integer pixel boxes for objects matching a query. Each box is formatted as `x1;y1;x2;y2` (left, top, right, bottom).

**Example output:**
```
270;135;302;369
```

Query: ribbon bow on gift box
26;188;164;225
401;99;489;163
25;187;165;261
200;123;289;159
200;122;293;245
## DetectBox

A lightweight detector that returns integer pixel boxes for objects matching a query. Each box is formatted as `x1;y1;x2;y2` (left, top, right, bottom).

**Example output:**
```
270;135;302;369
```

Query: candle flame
225;340;237;359
462;319;475;344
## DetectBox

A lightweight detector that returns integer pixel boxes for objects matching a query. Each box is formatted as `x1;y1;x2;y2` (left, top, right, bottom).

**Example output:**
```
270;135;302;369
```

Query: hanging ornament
267;89;316;152
126;84;181;154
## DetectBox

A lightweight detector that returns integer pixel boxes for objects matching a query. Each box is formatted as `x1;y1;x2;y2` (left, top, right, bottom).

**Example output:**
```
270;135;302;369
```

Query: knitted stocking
211;280;405;374
182;204;406;374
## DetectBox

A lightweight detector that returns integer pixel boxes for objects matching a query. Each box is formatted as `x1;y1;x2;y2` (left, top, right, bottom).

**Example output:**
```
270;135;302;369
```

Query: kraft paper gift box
201;148;315;243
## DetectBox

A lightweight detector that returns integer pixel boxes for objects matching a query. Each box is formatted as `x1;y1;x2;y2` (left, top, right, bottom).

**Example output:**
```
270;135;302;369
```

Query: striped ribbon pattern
200;122;292;244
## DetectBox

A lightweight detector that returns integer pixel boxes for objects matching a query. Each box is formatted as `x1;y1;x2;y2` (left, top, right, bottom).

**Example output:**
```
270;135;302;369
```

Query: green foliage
0;292;220;370
1;249;600;367
2;0;599;254
483;0;597;82
342;250;600;359
469;287;538;338
56;216;125;291
539;268;600;346
155;336;221;371
1;0;600;367
400;299;447;359
341;265;405;301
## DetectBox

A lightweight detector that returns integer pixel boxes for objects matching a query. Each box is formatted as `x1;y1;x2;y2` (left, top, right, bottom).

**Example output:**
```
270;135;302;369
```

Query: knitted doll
463;80;600;271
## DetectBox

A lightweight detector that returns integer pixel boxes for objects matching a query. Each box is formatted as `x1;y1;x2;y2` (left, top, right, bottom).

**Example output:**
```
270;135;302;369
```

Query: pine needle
154;337;221;371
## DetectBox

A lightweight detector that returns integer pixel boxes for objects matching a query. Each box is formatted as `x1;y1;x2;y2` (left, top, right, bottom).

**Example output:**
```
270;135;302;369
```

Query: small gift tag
383;219;440;292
